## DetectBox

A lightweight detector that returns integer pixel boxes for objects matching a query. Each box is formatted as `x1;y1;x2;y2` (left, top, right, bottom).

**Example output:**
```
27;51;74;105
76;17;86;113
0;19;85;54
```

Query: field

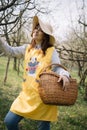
0;57;87;130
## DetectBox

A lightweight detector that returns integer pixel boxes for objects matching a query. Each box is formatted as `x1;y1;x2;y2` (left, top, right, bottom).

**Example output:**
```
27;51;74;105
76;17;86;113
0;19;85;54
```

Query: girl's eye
33;29;37;33
34;27;43;32
38;29;43;32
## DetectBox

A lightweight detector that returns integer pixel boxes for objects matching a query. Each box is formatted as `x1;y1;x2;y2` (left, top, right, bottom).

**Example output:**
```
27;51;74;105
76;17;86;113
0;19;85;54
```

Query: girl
0;16;70;130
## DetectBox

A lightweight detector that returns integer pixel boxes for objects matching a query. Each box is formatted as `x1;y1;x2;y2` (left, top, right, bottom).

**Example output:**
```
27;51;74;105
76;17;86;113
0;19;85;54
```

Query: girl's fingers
57;76;62;82
57;75;70;91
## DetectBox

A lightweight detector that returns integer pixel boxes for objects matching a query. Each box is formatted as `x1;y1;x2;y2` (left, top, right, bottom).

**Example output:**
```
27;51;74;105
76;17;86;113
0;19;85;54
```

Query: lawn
0;57;87;130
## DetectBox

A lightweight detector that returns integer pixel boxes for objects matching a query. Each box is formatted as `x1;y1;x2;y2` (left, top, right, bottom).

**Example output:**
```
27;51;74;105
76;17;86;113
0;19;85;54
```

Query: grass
0;56;87;130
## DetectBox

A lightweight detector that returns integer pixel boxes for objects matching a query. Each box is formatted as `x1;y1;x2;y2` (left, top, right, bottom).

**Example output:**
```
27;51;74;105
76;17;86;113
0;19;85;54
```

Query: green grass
0;57;87;130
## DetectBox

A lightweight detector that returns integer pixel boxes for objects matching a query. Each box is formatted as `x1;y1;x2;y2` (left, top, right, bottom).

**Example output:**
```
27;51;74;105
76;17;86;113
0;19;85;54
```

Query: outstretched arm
0;37;28;58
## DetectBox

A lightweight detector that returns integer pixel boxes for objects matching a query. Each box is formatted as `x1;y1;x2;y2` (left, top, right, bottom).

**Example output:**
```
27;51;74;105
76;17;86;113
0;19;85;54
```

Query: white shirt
0;37;69;77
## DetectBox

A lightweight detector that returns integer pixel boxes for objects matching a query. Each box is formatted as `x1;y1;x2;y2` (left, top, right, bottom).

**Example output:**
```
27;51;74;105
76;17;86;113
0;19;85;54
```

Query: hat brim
31;16;55;45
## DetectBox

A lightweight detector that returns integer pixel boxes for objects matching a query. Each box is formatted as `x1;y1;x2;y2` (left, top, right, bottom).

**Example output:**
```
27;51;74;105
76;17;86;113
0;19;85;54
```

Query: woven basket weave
39;64;78;106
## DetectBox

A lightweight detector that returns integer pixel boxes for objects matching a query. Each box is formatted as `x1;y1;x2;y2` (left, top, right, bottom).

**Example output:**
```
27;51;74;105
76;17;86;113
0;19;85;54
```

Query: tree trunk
4;57;10;84
79;69;87;86
84;85;87;101
13;57;17;70
17;59;20;75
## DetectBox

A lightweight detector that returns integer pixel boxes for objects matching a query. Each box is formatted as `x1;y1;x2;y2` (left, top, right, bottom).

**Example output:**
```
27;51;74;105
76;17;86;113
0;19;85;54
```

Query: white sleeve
51;49;70;77
0;37;28;58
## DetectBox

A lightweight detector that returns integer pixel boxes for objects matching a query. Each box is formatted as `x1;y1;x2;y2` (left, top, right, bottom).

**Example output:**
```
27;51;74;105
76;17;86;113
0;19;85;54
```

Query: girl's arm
0;37;28;58
51;49;70;77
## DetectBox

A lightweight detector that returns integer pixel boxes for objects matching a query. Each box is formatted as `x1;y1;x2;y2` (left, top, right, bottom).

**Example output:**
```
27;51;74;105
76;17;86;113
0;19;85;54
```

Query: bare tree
55;0;87;100
0;0;48;83
0;0;50;83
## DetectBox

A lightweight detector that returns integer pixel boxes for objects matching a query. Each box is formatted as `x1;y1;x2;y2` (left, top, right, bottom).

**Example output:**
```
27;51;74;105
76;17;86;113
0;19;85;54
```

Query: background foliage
0;57;87;130
0;0;87;130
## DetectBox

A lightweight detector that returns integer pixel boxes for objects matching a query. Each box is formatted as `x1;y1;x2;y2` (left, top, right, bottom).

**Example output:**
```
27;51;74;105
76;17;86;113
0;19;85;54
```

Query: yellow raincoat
10;45;58;121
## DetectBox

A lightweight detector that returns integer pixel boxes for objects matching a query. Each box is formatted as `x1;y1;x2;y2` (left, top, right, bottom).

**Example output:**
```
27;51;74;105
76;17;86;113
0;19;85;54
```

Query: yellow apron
10;45;58;121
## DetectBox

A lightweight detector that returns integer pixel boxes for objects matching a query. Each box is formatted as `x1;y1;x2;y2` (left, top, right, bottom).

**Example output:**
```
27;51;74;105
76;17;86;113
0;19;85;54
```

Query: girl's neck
35;40;42;45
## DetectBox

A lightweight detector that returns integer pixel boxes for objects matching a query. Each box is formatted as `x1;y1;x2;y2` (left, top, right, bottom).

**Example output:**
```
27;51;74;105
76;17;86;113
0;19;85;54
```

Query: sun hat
31;16;55;45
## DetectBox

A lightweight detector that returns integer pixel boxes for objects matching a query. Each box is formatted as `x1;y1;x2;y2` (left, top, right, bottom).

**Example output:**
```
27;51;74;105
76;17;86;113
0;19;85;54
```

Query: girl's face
32;25;45;43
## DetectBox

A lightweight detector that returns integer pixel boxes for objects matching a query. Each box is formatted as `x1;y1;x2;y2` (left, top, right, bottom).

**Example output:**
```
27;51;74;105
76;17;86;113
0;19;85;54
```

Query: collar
35;44;41;49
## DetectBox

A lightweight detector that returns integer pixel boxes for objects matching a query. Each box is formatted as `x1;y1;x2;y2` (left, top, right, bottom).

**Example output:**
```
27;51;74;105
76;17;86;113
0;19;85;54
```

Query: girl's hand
57;75;70;91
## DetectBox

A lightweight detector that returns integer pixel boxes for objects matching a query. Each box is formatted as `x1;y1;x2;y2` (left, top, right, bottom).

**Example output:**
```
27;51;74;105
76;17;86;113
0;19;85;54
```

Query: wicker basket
38;64;78;106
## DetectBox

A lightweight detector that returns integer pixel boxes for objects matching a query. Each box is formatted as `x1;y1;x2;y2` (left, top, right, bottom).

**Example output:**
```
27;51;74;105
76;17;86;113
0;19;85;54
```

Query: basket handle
43;63;67;72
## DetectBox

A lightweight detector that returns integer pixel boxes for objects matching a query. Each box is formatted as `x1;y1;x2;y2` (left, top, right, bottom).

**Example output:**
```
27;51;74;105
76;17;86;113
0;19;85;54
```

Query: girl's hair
28;33;53;55
41;33;53;54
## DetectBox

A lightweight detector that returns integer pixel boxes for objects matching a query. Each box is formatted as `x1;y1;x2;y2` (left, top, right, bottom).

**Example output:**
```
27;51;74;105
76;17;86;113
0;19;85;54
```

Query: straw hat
31;16;55;45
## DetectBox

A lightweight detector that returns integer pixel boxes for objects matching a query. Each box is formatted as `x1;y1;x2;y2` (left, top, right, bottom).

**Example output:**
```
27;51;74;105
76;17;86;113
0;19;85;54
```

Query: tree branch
78;19;87;27
0;0;17;11
0;16;19;26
